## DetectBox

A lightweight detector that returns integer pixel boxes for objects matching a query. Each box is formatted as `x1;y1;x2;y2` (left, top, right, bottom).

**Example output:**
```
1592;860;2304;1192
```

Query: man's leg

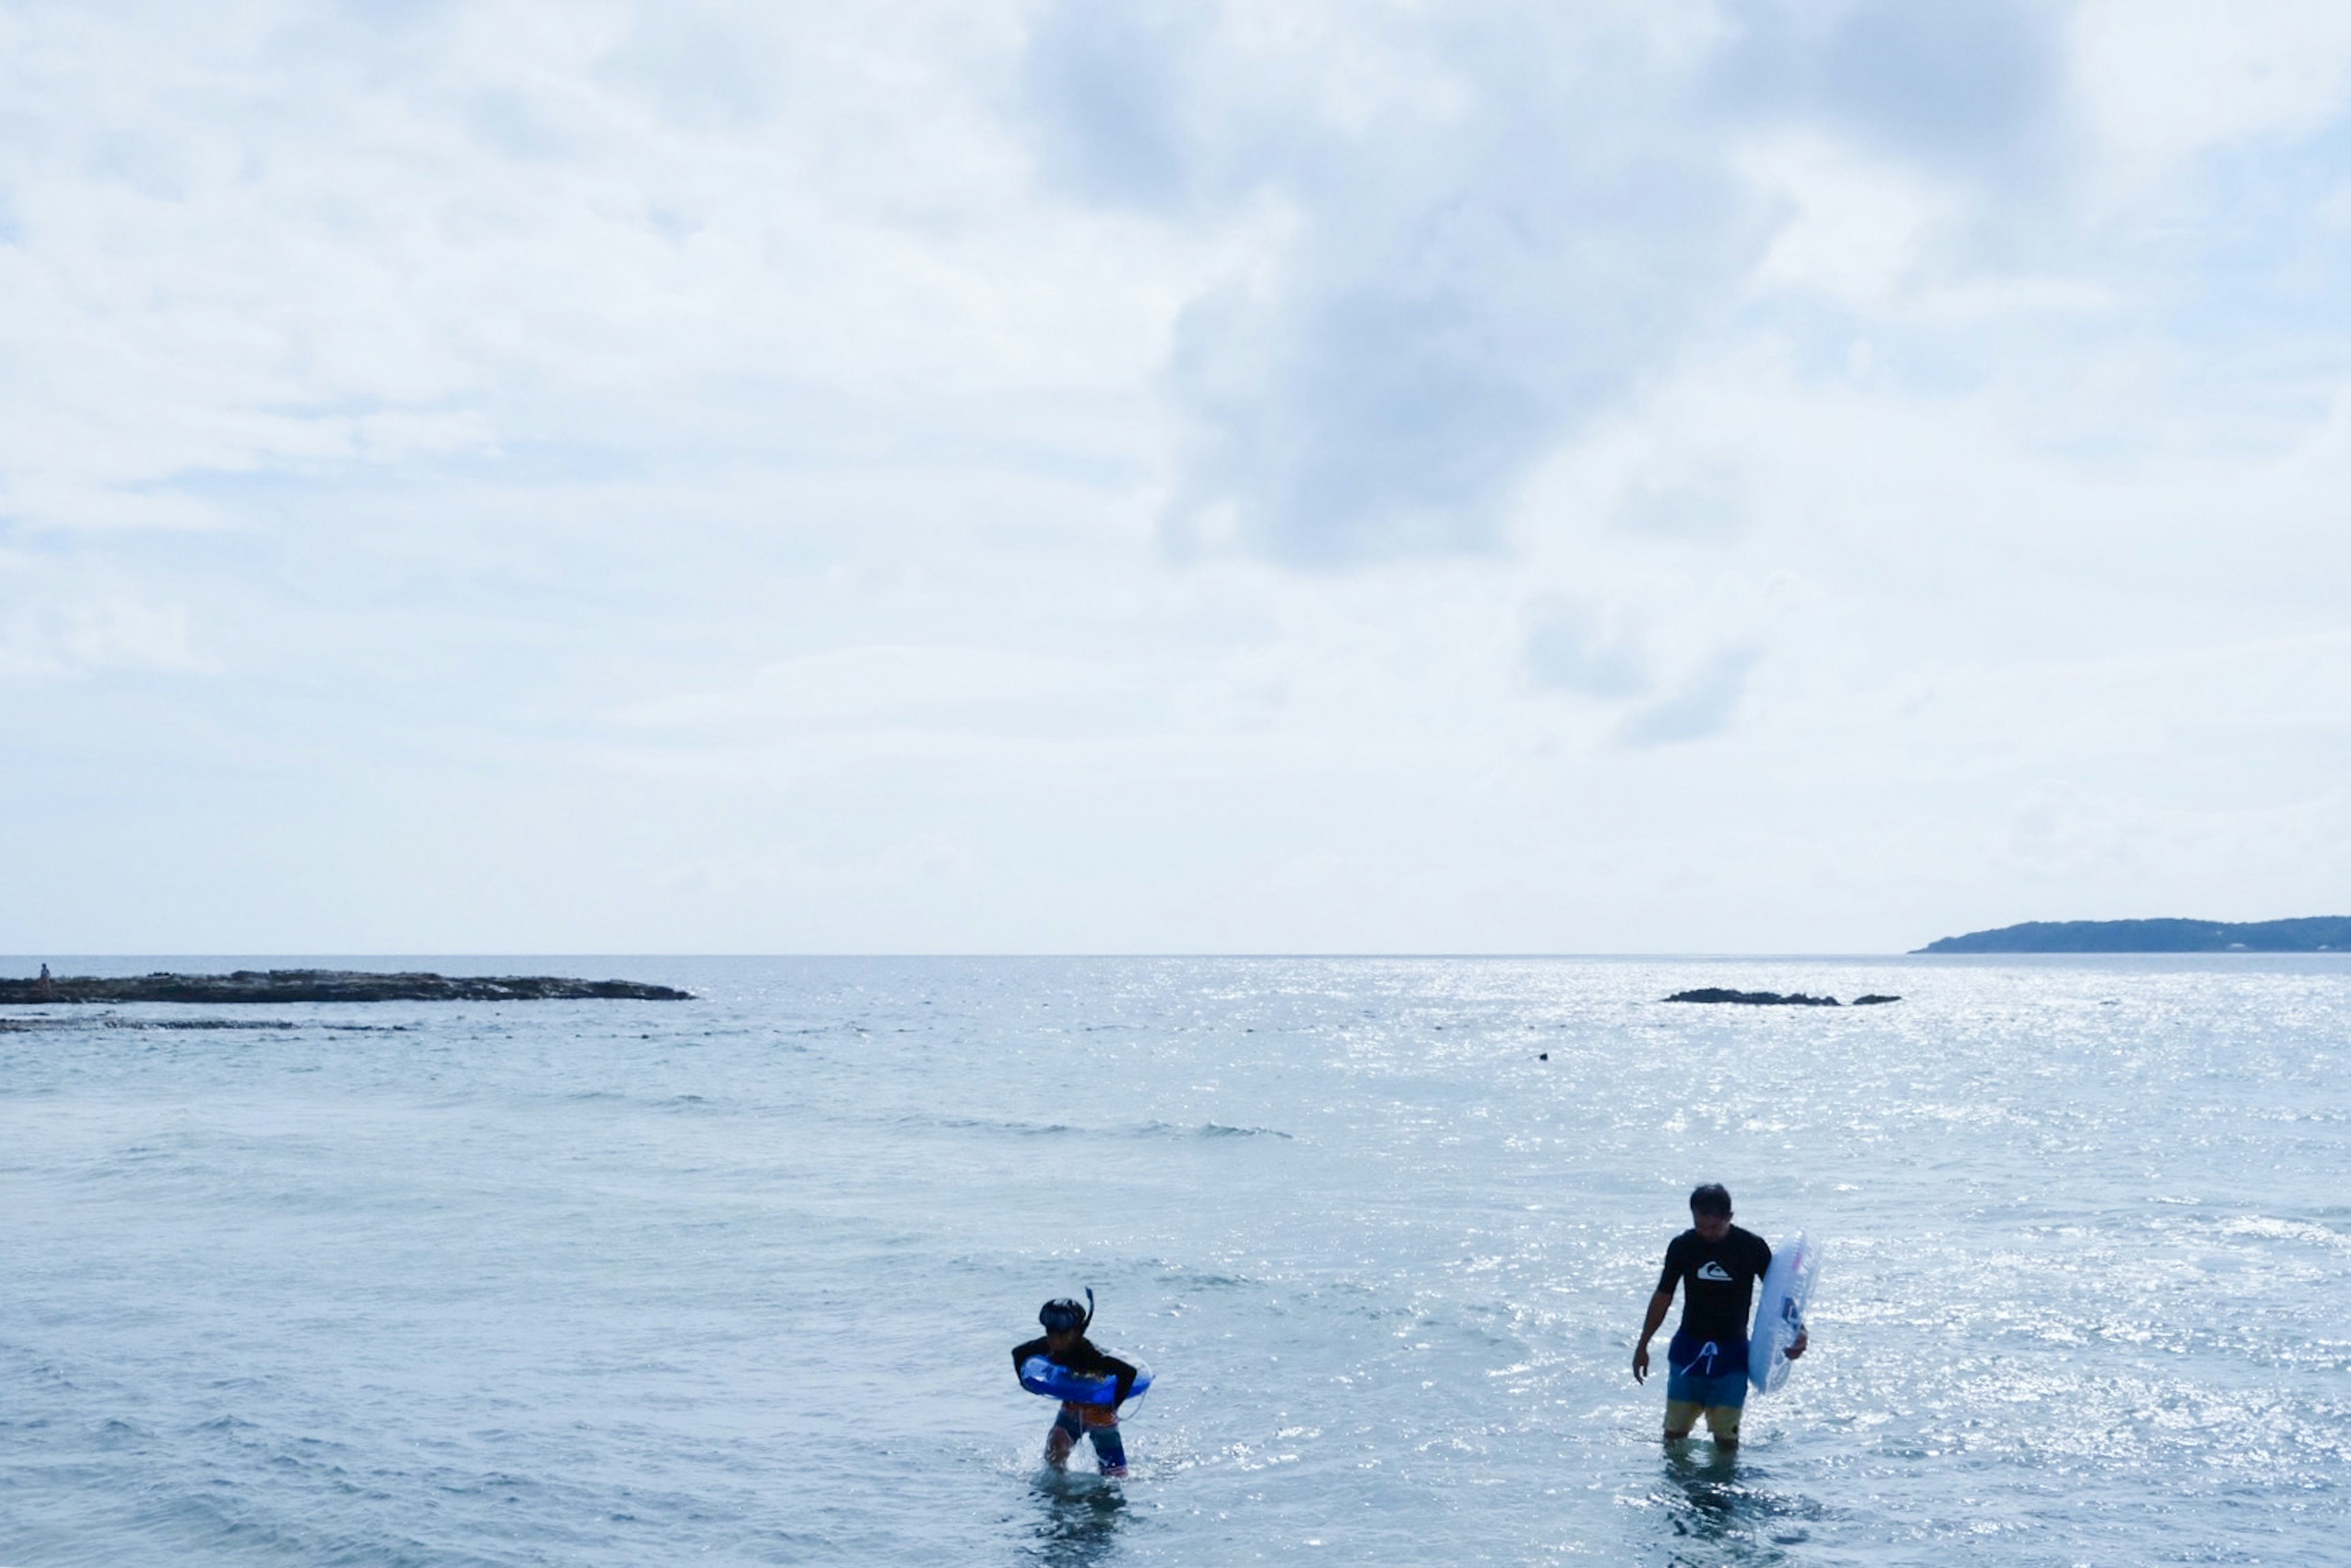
1701;1401;1743;1450
1046;1403;1082;1468
1662;1398;1703;1442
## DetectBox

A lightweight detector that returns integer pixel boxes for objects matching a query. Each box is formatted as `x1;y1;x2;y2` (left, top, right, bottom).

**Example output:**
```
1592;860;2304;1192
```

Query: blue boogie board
1748;1231;1823;1394
1019;1354;1153;1408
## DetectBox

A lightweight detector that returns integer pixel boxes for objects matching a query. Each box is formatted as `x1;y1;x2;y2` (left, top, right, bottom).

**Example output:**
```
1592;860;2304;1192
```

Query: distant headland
0;969;694;1004
1915;917;2351;955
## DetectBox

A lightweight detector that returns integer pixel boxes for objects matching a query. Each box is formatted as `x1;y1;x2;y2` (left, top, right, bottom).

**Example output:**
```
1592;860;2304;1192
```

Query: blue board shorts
1665;1332;1749;1409
1665;1362;1749;1409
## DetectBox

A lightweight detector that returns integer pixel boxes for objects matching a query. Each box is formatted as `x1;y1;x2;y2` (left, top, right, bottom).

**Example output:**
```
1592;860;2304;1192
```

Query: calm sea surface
1;956;2345;1566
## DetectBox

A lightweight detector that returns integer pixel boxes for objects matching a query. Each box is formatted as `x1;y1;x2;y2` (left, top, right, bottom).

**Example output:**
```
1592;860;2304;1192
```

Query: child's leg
1046;1403;1082;1468
1081;1409;1127;1476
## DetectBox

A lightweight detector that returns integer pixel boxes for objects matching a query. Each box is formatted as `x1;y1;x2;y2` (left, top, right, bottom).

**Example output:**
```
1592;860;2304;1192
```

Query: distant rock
1660;989;1902;1008
1664;988;1842;1007
0;969;693;1004
1914;917;2351;954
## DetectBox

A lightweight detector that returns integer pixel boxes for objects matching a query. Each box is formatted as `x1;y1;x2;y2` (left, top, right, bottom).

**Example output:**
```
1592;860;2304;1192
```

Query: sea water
0;955;2344;1566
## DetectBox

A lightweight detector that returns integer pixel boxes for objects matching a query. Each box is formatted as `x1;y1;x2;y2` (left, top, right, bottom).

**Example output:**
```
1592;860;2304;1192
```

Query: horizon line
13;949;2346;962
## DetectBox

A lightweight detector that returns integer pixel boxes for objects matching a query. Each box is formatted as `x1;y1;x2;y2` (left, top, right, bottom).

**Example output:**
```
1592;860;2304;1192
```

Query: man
1011;1295;1139;1476
1632;1183;1805;1450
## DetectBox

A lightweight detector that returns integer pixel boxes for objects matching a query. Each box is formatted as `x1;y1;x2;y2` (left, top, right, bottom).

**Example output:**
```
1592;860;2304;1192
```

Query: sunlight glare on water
0;956;2345;1565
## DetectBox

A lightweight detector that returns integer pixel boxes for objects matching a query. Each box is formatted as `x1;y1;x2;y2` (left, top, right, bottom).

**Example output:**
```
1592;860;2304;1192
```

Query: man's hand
1633;1289;1672;1385
1785;1330;1809;1361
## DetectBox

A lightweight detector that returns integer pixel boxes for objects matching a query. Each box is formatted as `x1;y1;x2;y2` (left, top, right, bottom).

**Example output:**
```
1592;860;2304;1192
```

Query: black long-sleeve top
1011;1335;1139;1403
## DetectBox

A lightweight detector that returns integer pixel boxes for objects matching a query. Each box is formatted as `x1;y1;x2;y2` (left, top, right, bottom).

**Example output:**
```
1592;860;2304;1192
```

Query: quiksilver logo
1697;1261;1734;1281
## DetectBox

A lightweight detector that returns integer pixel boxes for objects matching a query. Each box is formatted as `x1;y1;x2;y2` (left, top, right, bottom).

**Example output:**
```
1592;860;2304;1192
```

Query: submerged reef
0;969;693;1003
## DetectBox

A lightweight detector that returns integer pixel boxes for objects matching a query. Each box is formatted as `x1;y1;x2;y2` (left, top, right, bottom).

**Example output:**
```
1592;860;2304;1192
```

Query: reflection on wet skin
1027;1472;1125;1567
1655;1449;1820;1566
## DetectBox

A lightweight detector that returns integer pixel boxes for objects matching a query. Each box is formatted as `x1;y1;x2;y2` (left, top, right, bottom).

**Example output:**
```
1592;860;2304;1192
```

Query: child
1011;1293;1139;1476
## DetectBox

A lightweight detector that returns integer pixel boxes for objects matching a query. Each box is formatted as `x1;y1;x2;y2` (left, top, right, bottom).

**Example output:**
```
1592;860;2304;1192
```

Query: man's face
1692;1210;1731;1242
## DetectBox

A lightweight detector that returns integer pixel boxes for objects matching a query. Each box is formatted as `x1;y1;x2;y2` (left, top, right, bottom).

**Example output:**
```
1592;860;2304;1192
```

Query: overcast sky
5;0;2350;955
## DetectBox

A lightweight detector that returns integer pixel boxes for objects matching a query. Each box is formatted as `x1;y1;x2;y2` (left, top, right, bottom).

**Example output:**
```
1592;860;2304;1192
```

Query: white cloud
0;577;200;681
2074;0;2351;167
1741;134;1950;309
614;644;1139;729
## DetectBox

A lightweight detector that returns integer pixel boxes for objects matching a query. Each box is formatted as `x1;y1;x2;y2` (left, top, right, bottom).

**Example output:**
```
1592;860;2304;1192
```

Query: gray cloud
1168;279;1557;560
1817;0;2060;165
1019;4;2081;570
1713;0;2065;168
1523;602;1649;699
1021;2;1200;204
1616;646;1757;746
598;7;783;132
1019;3;2090;570
1024;7;1766;566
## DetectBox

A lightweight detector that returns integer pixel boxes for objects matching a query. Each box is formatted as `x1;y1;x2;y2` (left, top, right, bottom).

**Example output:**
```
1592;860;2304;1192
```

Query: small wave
919;1115;1290;1141
1139;1120;1292;1141
193;1414;263;1433
920;1115;1080;1138
91;1416;156;1446
2222;1216;2350;1250
1152;1266;1259;1289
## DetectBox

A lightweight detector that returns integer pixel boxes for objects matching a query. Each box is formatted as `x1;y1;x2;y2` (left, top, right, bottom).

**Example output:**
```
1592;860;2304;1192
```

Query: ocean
0;955;2344;1566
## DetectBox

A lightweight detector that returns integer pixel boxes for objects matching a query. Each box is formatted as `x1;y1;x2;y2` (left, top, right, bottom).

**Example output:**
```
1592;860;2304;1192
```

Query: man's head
1689;1183;1733;1241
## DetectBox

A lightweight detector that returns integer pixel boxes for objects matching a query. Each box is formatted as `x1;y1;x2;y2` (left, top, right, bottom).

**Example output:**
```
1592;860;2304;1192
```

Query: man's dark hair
1689;1183;1733;1217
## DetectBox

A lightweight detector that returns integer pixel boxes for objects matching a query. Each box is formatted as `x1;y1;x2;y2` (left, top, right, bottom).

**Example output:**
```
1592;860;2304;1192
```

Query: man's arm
1632;1288;1673;1383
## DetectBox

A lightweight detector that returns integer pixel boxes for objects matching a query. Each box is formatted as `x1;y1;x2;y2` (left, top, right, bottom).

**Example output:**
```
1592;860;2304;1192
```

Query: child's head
1038;1295;1089;1348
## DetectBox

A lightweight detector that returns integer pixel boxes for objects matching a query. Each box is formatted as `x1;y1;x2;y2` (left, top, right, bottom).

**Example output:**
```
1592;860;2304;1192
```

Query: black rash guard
1011;1335;1139;1403
1658;1225;1773;1357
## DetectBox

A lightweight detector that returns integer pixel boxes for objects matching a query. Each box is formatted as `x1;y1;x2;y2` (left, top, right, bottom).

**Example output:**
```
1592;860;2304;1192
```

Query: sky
4;0;2350;955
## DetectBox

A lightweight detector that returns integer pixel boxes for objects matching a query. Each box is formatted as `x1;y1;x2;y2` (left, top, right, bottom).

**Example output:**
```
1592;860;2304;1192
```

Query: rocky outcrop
1663;988;1900;1007
0;969;692;1004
